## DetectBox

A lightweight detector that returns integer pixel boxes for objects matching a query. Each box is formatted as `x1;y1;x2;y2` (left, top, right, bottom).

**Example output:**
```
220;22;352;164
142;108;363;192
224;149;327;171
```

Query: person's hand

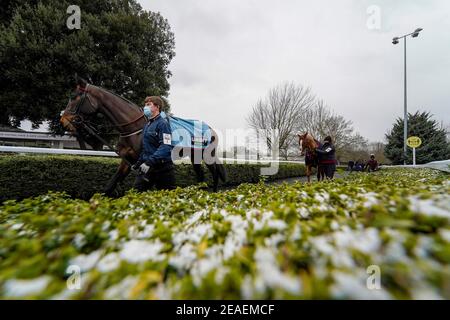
139;162;151;174
131;161;142;171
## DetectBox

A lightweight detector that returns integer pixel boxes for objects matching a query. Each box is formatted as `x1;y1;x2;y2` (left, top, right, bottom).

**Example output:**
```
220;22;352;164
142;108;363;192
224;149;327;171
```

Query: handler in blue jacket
132;96;175;191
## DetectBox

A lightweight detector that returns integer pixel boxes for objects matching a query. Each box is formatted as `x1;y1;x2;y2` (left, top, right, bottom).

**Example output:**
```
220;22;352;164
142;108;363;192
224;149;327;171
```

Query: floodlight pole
392;28;422;165
403;36;407;165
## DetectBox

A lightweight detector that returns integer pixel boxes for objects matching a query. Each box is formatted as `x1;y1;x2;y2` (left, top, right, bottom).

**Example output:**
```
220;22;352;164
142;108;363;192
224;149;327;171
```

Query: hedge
0;155;306;201
0;168;448;299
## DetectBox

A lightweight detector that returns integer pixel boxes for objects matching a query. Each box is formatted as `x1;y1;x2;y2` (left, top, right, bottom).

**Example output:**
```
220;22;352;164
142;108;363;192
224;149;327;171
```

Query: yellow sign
407;136;422;148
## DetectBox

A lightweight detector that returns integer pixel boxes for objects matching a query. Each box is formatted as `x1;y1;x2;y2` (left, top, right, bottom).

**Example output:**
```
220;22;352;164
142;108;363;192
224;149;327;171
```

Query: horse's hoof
104;188;117;198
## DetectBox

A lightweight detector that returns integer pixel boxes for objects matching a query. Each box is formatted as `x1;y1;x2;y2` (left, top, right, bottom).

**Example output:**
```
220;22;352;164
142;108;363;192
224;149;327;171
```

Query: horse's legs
104;147;137;197
205;163;219;192
191;149;205;182
104;160;131;197
192;163;205;182
306;165;311;183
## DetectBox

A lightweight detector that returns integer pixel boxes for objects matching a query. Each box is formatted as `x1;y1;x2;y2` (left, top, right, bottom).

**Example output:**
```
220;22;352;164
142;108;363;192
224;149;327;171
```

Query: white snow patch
264;234;285;247
169;243;197;271
414;236;433;259
11;223;24;230
240;275;254;300
439;229;450;243
172;223;212;247
361;192;379;208
408;196;450;219
297;207;310;219
104;276;138;299
119;240;165;263
4;276;52;298
108;229;119;241
97;252;121;273
331;271;391;300
72;233;86;249
254;247;302;295
186;210;207;226
330;221;339;230
311;227;381;256
266;219;287;231
69;250;103;272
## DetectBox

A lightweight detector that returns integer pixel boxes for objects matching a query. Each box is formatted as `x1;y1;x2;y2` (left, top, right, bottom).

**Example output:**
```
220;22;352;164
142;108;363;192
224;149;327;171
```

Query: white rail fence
1;146;448;171
0;146;304;164
381;160;450;173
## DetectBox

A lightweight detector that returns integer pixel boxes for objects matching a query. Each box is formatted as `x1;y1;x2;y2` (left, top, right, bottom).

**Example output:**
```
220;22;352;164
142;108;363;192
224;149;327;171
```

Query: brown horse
60;77;226;196
297;132;324;182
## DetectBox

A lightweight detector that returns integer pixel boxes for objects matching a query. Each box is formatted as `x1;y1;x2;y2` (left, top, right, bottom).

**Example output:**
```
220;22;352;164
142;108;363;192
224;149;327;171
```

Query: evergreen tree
0;0;175;134
384;111;450;164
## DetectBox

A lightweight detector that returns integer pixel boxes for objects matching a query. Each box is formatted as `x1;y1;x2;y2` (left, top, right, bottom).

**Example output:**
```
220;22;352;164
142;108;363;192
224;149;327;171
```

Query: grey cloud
142;0;450;142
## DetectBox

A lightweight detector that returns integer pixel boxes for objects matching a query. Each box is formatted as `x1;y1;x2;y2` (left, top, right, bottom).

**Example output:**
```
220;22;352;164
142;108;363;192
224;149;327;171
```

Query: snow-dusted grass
0;168;449;299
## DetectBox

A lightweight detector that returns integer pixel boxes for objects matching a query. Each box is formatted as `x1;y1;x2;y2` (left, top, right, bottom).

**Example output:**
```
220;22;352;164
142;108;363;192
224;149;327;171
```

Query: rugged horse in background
60;77;226;196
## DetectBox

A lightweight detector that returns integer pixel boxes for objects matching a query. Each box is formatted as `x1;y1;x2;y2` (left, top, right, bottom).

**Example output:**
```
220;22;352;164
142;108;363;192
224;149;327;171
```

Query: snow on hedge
0;168;449;299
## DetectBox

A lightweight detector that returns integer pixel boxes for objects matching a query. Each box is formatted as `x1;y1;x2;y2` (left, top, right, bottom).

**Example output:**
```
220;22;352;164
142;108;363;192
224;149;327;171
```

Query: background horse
297;132;324;182
60;77;226;195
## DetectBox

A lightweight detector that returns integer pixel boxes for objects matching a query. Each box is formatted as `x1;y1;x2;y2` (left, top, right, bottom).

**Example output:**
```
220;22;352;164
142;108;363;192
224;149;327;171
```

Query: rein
65;84;146;165
67;85;145;135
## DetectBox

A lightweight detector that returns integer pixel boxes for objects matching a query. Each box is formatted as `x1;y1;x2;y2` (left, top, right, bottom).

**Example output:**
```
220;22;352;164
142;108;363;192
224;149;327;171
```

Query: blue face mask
143;106;152;118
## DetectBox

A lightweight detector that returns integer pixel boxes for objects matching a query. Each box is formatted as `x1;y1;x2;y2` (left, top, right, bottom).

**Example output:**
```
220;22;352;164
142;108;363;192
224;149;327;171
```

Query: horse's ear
77;76;87;89
72;73;88;88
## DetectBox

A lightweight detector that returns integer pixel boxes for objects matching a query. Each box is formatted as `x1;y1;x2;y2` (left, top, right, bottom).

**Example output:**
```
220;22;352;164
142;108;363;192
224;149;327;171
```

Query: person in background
365;154;379;172
315;136;337;179
355;159;364;171
347;160;355;172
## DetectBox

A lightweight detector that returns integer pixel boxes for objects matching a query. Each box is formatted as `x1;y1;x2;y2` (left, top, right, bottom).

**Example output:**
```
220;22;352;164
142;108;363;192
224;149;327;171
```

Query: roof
0;125;25;132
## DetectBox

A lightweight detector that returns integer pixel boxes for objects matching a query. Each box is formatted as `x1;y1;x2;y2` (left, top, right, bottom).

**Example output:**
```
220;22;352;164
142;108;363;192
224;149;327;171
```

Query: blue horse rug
160;112;213;149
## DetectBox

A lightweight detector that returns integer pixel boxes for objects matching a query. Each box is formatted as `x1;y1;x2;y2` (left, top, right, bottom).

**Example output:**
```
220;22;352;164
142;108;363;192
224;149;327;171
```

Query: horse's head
60;77;101;133
297;132;317;154
60;77;105;149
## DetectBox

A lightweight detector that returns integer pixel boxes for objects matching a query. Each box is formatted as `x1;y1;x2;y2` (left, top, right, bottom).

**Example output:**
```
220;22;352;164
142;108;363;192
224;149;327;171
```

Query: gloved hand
139;162;151;174
131;161;143;171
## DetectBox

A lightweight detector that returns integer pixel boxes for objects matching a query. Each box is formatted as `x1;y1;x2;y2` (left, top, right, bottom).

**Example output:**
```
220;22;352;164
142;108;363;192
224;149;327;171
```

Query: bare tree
247;82;315;159
339;133;369;163
297;100;354;150
368;142;389;164
296;100;377;162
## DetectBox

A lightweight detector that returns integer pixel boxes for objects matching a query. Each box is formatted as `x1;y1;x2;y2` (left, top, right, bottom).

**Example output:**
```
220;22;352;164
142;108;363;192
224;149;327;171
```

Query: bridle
64;84;145;137
62;84;145;165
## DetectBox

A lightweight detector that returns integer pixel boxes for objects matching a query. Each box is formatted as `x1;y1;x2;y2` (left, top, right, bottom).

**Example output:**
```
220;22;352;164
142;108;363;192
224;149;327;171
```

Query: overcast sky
137;0;450;143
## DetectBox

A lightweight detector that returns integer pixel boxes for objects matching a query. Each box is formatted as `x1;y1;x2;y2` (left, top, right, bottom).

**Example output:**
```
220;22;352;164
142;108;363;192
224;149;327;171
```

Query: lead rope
81;123;133;167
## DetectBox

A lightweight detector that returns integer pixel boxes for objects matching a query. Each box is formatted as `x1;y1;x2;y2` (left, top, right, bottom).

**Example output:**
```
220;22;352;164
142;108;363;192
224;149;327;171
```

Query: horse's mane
94;85;142;112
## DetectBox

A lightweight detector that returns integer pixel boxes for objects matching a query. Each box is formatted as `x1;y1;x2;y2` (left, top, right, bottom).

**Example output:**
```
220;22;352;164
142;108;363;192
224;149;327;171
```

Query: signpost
406;136;422;166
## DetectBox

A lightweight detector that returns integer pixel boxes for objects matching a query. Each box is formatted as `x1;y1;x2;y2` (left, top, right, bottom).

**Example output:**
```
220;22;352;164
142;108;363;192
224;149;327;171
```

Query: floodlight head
392;37;399;45
412;28;423;38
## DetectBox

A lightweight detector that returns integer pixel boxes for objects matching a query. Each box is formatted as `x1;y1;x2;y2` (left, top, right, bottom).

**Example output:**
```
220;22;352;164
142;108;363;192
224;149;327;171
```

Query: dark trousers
322;164;336;179
317;165;325;181
133;167;176;192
